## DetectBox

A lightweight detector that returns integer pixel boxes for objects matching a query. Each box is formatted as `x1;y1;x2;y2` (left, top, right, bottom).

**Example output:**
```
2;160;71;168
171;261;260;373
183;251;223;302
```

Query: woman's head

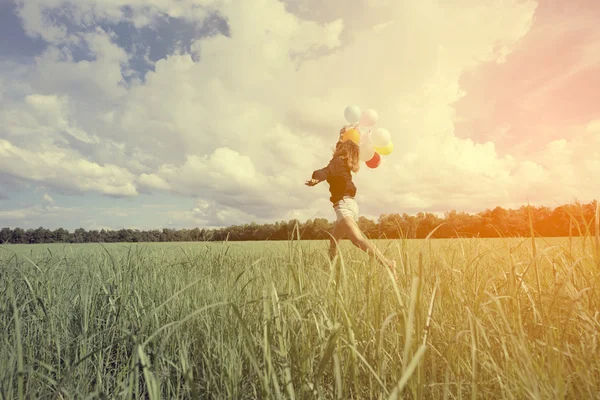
334;139;360;173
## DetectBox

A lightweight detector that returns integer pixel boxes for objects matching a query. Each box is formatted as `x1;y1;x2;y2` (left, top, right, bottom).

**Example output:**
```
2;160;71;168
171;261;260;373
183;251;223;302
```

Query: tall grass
1;229;600;398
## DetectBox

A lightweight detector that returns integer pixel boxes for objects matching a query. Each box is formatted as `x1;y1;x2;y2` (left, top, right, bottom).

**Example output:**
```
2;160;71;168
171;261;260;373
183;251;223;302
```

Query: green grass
1;235;600;399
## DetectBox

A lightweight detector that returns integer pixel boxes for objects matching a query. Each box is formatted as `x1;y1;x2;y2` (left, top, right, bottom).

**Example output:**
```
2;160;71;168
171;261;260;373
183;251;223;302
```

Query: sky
0;0;599;231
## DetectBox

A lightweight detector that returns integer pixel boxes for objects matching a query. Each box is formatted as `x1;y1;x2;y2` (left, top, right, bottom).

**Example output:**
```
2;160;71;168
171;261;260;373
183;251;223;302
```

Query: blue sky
0;3;46;60
0;0;231;229
1;0;599;231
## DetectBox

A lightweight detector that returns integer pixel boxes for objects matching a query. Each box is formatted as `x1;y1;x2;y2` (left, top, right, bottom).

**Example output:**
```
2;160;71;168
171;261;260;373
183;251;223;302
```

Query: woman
306;132;397;276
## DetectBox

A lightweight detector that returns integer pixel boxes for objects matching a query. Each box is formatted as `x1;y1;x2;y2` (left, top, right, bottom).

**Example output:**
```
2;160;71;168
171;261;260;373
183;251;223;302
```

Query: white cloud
0;139;137;197
138;173;170;191
30;32;128;101
163;196;325;228
587;119;600;134
42;193;54;204
117;0;538;218
24;94;99;143
6;0;598;229
0;204;69;222
84;222;115;231
14;0;220;43
137;143;316;220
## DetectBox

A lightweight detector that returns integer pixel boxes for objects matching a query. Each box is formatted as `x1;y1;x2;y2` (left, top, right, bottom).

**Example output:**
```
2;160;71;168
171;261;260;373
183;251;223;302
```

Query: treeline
1;201;598;244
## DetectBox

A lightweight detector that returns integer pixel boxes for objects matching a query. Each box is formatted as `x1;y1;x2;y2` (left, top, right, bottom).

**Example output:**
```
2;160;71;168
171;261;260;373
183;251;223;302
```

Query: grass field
1;235;600;399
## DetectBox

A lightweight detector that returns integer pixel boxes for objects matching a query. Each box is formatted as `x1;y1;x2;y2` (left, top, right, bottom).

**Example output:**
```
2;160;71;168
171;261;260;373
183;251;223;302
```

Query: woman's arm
306;159;337;186
313;157;340;181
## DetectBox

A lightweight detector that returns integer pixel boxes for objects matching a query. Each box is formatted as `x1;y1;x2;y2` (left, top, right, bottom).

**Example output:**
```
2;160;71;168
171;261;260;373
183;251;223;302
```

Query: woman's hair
334;139;360;173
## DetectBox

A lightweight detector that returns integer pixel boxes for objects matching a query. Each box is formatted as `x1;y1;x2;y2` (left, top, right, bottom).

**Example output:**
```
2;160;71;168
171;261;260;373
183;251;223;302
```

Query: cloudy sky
0;0;598;231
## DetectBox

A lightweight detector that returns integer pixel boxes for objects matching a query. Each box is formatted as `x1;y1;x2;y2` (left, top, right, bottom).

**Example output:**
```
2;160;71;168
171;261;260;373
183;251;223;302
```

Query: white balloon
359;130;371;144
359;131;375;161
360;145;375;162
357;125;370;136
344;105;362;124
371;127;391;147
359;109;379;127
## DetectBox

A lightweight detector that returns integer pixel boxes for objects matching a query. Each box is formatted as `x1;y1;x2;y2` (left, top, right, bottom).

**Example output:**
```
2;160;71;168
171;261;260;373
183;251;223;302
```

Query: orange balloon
342;128;360;145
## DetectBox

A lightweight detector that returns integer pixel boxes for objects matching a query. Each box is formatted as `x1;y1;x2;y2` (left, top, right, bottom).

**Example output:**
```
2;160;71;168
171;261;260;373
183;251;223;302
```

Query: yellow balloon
374;141;393;155
342;128;360;145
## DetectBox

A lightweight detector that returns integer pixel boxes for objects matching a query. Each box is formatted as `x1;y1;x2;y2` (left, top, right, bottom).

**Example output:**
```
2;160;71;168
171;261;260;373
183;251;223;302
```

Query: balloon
374;141;393;155
359;109;378;127
371;128;391;147
344;105;362;124
360;146;375;162
359;129;371;143
341;128;360;145
359;131;375;161
357;125;370;136
365;152;381;168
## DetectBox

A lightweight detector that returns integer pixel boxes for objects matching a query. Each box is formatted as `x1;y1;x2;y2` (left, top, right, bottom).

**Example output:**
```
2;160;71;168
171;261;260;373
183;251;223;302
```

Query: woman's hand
305;179;319;187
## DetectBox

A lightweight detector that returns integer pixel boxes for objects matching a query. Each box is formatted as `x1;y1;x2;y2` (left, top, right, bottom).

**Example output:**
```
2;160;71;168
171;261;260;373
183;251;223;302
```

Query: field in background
1;237;600;399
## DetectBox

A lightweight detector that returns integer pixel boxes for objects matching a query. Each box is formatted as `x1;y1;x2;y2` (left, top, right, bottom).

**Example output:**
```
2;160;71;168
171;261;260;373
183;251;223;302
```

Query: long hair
334;139;360;173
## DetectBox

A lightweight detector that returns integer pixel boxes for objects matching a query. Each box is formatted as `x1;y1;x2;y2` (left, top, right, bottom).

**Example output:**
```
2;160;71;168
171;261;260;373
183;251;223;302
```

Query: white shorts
333;197;359;222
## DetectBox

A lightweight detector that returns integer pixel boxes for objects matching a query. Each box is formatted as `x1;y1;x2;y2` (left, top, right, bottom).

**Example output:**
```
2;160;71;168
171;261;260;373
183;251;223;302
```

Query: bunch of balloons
340;105;393;169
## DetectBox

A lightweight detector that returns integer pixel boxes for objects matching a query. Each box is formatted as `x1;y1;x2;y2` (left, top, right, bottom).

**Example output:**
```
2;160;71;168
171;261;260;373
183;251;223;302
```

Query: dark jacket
312;157;357;204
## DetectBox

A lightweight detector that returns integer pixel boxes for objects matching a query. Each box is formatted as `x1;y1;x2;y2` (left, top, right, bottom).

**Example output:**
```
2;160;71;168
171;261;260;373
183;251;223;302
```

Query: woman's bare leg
338;216;397;276
329;221;345;260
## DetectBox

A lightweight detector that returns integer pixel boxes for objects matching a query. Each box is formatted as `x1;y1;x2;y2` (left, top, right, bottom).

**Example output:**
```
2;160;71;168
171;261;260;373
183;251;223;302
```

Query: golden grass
1;231;599;399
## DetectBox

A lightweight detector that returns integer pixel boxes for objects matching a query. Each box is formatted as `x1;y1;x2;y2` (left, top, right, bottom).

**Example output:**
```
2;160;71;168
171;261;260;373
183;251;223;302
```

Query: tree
416;212;444;238
53;228;70;243
73;228;86;243
12;228;26;244
0;227;11;243
358;217;378;238
2;199;598;244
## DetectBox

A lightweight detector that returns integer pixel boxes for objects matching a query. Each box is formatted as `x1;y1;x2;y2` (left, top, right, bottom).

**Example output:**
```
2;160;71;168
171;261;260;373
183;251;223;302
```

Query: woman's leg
329;221;345;260
338;216;397;275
